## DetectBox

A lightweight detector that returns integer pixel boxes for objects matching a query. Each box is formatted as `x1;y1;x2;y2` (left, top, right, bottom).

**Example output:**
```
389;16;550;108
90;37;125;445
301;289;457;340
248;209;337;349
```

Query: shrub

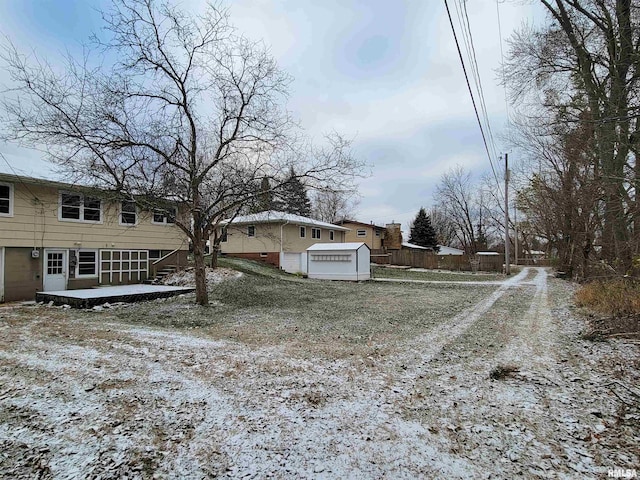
575;278;640;317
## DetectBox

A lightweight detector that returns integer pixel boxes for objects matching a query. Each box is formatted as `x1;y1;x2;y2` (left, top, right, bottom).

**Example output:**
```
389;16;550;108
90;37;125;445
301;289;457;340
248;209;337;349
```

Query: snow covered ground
0;267;638;478
159;267;242;287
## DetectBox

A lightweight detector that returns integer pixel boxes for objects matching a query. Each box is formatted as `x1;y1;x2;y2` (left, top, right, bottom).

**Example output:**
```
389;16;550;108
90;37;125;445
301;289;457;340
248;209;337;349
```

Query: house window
247;225;255;237
152;207;176;225
312;228;321;239
356;229;367;237
329;230;335;241
220;229;228;242
375;230;381;237
260;252;268;258
300;226;306;238
0;182;14;216
100;250;148;284
47;252;64;275
77;250;98;277
60;192;102;222
120;201;137;225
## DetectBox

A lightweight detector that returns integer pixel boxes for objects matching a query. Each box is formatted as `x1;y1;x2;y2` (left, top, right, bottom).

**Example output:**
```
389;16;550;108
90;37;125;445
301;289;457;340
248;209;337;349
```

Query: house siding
4;247;43;302
0;177;189;302
280;224;345;252
222;223;282;253
220;223;346;255
340;222;384;250
0;182;186;250
68;277;100;290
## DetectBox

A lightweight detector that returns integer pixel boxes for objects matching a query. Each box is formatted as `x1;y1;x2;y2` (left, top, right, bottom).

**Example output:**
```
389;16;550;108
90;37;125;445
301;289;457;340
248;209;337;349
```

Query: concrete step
145;265;179;284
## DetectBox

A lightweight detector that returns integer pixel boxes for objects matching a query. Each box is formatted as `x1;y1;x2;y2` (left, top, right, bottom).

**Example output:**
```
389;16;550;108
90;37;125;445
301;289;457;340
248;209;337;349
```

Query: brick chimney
384;223;403;250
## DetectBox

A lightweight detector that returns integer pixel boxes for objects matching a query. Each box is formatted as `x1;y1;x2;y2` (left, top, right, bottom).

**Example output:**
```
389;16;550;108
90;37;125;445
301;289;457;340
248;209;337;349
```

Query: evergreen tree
248;177;285;213
258;177;273;211
279;168;311;217
248;177;273;213
409;208;440;252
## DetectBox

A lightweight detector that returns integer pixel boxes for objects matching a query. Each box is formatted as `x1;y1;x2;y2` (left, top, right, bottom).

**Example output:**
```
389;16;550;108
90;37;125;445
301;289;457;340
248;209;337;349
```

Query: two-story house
217;210;350;272
0;173;188;302
335;219;387;250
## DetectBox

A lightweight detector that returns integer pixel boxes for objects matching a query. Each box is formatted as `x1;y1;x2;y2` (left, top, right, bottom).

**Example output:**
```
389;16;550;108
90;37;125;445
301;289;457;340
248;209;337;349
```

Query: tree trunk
192;202;209;306
581;238;591;280
211;244;219;269
635;155;640;258
193;227;208;306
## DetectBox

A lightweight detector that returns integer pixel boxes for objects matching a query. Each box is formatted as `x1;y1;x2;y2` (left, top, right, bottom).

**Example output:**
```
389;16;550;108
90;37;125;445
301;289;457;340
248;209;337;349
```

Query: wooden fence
516;258;554;267
370;250;504;272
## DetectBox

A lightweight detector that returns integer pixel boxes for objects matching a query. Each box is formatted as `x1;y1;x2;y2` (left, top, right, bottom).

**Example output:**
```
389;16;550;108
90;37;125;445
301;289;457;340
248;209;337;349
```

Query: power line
496;0;512;126
0;151;42;203
461;1;499;150
454;0;503;197
444;0;502;191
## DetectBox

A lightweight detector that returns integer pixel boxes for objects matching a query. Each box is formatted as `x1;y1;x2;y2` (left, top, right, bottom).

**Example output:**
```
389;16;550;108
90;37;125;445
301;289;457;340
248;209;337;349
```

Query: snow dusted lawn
372;265;505;283
0;267;638;478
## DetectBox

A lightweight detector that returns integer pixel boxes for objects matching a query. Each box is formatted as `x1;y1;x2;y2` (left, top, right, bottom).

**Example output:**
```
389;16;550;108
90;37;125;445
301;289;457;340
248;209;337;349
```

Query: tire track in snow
492;267;559;378
480;268;607;474
394;267;533;374
517;267;554;360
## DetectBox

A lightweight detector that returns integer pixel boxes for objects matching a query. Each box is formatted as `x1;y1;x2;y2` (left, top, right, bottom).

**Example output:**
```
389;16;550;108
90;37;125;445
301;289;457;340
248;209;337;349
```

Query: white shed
306;242;370;281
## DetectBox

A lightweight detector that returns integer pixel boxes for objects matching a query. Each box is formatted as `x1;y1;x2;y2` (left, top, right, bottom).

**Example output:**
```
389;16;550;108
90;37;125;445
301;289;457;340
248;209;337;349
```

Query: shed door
281;253;302;273
43;250;67;291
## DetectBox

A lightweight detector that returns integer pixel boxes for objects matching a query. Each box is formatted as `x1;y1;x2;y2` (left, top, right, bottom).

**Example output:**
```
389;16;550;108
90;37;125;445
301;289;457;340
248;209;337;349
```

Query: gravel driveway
0;267;638;479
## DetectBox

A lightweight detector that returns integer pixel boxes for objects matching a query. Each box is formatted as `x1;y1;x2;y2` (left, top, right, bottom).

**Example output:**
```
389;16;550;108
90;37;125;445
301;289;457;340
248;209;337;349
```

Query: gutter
279;220;290;269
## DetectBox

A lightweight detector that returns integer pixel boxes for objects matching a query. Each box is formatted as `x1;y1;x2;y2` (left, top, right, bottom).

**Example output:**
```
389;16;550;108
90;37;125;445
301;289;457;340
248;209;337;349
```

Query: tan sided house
218;211;350;273
0;173;188;302
335;219;387;250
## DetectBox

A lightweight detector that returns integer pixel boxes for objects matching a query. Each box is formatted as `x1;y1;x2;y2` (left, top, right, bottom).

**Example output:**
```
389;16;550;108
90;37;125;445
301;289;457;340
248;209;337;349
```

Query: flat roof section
36;285;195;308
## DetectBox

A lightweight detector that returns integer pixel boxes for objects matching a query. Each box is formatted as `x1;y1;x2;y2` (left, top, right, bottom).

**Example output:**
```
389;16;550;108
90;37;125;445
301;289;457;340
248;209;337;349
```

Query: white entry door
43;250;67;291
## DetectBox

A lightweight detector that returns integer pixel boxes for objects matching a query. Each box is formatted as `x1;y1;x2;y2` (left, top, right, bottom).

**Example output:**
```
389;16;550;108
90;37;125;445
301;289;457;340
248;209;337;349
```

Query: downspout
279;220;290;269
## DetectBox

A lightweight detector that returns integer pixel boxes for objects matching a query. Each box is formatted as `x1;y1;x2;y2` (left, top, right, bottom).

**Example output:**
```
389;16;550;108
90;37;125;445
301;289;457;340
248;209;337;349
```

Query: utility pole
504;153;510;275
514;201;518;266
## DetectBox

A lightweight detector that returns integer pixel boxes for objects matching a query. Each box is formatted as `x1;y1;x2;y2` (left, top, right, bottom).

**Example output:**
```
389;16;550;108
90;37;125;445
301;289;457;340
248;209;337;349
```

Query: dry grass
575;278;640;317
489;364;520;380
371;266;502;282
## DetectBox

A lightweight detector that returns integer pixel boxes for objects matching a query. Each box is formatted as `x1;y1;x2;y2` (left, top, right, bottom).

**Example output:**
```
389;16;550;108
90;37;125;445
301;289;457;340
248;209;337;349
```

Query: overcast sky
0;0;545;232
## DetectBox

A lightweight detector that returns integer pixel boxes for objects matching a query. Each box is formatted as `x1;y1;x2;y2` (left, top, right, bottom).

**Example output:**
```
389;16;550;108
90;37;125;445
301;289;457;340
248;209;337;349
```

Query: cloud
0;0;546;227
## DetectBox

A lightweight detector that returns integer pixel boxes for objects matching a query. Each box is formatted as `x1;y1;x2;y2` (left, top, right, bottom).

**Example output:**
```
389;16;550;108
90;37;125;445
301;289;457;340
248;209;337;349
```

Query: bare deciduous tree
435;166;481;254
429;208;458;248
0;0;363;304
311;188;360;224
509;111;603;278
504;0;639;272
